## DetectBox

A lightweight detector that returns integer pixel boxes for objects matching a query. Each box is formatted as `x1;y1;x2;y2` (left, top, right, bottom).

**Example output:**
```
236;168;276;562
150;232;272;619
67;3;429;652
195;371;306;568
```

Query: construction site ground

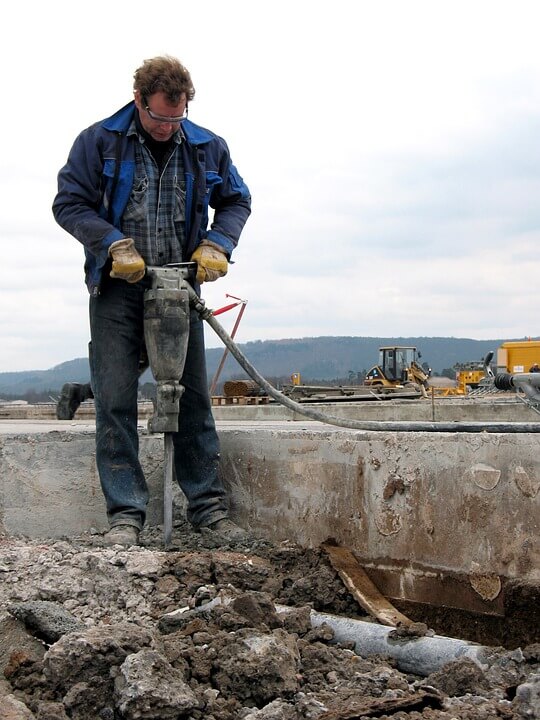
2;523;539;719
0;395;539;718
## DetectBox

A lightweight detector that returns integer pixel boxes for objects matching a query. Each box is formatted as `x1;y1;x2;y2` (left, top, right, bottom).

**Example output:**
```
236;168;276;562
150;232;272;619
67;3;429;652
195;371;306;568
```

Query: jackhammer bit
143;263;195;547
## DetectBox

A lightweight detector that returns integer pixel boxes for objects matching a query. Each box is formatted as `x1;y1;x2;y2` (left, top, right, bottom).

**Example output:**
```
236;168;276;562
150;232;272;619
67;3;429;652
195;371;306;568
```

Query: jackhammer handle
145;261;198;286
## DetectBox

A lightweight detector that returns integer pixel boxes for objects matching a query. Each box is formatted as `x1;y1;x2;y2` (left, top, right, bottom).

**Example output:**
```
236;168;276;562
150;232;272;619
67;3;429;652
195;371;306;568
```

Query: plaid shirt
121;121;186;265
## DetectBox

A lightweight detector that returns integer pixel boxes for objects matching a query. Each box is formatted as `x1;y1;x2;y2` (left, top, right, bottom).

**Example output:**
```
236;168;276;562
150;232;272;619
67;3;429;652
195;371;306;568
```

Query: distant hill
0;358;92;396
0;336;516;397
213;336;504;382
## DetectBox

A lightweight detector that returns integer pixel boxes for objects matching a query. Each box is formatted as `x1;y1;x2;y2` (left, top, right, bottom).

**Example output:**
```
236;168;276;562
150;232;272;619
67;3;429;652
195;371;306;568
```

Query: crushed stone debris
0;520;539;719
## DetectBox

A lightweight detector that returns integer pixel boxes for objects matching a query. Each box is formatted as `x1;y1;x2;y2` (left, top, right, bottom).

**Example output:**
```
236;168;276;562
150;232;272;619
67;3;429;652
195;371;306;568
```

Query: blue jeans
89;276;228;530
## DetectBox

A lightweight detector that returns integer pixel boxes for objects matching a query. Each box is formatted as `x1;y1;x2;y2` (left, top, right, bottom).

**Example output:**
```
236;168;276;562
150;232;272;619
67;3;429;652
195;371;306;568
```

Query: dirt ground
0;520;539;719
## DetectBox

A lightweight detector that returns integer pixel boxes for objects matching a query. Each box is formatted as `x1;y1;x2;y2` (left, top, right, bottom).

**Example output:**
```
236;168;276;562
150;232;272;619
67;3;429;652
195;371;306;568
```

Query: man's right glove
190;240;228;284
108;238;145;283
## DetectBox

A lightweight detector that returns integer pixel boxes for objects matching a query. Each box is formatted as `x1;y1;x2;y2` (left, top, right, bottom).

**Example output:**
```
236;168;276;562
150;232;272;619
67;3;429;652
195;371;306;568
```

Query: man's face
134;90;188;141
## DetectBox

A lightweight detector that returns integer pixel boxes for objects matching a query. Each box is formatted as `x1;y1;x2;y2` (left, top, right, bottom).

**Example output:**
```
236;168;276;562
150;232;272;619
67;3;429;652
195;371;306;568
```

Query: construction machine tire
404;381;426;395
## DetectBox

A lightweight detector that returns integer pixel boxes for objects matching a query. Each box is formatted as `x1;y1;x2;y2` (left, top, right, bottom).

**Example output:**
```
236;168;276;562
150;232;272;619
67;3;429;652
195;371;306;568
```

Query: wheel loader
364;346;430;395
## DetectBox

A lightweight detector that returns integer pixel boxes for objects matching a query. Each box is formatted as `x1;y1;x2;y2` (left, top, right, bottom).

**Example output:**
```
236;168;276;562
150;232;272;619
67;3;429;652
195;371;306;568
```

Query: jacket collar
101;101;215;145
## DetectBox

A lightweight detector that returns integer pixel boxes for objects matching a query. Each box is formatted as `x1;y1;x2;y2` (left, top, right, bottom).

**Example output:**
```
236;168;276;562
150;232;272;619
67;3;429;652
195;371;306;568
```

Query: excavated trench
1;517;539;720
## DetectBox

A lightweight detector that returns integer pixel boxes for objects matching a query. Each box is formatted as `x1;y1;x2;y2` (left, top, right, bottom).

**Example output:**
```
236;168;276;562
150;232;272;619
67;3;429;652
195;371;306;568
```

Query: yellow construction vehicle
431;352;494;397
280;366;426;401
497;340;540;373
364;346;430;395
453;361;488;393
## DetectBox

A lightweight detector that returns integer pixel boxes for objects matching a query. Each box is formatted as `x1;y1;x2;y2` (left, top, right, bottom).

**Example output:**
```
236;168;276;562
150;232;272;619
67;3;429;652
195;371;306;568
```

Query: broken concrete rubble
0;523;539;719
8;602;85;645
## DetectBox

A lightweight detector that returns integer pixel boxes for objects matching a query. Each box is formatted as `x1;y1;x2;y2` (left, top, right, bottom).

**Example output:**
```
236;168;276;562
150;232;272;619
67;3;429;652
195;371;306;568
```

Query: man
53;56;251;546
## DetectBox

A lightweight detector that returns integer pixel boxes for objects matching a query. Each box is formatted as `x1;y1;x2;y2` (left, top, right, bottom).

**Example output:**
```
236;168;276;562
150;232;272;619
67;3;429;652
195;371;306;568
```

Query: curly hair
133;55;195;103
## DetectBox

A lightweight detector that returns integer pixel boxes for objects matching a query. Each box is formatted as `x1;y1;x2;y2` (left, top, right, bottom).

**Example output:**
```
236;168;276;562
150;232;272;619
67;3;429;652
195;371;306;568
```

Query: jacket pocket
205;170;223;194
173;178;186;222
123;176;148;222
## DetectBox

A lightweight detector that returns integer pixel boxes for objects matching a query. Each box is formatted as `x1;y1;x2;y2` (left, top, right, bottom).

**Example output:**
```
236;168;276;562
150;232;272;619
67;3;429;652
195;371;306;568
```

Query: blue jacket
53;102;251;295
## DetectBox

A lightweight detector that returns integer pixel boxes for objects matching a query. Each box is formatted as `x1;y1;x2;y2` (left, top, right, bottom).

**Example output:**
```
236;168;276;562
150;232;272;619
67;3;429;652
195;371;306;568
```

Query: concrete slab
217;421;540;614
2;394;538;423
0;421;167;539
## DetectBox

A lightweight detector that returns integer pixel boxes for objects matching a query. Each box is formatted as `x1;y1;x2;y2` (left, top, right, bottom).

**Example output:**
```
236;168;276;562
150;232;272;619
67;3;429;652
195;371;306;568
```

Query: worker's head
133;56;195;141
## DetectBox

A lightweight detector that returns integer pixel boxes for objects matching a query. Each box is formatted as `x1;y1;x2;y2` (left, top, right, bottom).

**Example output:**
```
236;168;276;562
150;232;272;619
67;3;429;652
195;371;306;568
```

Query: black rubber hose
494;373;515;391
189;289;540;434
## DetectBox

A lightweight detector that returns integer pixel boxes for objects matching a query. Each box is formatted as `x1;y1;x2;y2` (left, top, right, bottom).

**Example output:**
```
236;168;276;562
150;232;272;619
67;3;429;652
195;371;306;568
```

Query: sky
2;0;540;372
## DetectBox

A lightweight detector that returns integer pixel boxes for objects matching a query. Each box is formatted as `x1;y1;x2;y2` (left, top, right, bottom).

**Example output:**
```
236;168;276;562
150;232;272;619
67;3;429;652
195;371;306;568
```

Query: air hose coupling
493;373;514;391
187;287;214;320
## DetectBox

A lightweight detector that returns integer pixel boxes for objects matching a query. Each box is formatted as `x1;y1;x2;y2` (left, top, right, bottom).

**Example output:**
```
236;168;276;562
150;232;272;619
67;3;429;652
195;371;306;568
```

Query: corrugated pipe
494;372;540;403
188;287;540;434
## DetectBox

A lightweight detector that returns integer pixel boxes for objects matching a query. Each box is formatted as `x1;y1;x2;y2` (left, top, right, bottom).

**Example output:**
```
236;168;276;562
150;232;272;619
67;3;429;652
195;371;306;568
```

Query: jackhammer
143;263;193;547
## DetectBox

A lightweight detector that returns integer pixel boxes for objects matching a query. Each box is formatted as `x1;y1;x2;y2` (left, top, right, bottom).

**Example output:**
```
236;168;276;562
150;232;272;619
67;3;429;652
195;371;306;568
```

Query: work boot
103;525;140;547
56;382;94;419
56;383;84;420
200;518;248;542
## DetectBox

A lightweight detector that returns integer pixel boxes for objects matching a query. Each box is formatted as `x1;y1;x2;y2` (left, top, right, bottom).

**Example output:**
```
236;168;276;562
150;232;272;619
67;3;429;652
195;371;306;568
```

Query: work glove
190;240;228;284
108;238;146;283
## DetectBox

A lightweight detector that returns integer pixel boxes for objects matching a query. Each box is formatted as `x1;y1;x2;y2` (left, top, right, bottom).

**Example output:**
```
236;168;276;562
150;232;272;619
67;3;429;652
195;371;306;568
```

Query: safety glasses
143;98;188;124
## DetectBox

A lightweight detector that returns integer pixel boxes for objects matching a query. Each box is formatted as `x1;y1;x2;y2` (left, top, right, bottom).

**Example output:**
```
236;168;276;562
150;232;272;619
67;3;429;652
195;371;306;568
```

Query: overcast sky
2;0;540;372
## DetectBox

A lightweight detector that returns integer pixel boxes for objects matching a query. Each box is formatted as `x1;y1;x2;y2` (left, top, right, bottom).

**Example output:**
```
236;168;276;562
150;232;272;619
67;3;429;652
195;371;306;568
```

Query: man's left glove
190;240;228;283
108;238;146;283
